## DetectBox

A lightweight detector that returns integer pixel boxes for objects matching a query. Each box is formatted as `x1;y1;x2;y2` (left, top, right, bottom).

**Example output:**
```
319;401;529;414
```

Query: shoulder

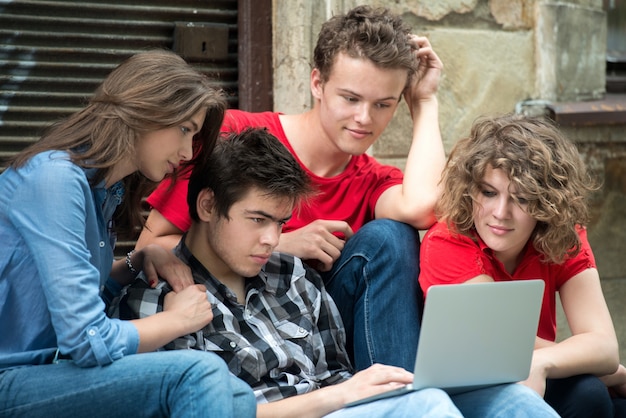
263;253;324;293
423;222;475;246
13;151;88;196
24;150;79;173
420;223;485;271
223;109;280;131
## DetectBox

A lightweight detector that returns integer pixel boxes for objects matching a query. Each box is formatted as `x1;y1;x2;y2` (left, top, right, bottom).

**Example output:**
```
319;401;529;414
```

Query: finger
173;266;195;289
367;364;414;384
323;221;353;240
410;35;432;48
311;250;335;272
166;266;194;292
142;263;159;288
415;46;443;69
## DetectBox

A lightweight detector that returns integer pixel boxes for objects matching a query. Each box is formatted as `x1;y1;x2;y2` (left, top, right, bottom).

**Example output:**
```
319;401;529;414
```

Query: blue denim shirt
0;150;139;370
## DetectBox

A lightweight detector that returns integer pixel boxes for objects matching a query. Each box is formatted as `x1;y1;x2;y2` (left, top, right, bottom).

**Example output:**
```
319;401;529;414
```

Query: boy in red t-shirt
136;5;446;372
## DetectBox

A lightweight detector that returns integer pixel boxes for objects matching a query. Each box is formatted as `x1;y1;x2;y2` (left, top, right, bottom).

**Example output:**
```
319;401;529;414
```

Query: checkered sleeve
303;264;353;384
108;273;169;320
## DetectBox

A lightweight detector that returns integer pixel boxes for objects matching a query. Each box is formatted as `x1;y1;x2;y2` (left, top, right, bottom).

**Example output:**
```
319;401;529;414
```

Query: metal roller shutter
0;0;239;255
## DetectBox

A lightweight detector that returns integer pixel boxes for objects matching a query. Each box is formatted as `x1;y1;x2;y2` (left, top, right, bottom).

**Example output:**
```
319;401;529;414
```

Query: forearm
134;210;184;251
403;96;445;217
130;311;189;352
378;97;445;228
135;230;182;252
534;333;619;379
257;386;344;418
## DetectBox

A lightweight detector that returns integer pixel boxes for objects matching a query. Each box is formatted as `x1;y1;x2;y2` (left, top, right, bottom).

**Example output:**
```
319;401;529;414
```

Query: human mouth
488;224;512;236
251;254;271;265
346;128;372;139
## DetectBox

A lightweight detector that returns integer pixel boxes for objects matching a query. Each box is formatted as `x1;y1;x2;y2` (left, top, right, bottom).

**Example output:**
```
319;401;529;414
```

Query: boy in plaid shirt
110;127;555;418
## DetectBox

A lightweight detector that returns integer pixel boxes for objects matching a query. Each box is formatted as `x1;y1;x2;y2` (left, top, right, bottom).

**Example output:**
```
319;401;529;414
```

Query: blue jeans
452;383;559;417
545;374;614;417
325;384;557;417
0;351;255;418
325;388;463;417
321;219;422;371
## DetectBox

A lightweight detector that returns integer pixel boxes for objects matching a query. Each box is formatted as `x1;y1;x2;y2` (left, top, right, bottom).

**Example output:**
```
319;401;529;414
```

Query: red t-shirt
146;109;403;233
418;221;596;341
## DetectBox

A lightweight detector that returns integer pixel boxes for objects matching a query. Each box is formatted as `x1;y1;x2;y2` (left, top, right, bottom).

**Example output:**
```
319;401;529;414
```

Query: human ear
196;188;215;222
310;68;324;100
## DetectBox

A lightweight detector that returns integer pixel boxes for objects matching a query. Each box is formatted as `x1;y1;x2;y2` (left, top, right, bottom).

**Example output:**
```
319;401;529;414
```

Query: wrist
125;250;138;276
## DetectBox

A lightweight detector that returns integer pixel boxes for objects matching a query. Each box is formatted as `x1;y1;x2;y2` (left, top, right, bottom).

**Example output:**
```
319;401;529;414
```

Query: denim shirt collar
83;167;125;221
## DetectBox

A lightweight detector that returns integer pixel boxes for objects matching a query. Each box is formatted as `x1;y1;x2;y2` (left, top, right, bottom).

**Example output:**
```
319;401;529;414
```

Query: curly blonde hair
437;113;596;264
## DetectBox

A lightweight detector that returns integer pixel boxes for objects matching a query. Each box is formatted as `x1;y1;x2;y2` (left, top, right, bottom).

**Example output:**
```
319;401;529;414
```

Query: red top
146;109;403;233
418;221;597;341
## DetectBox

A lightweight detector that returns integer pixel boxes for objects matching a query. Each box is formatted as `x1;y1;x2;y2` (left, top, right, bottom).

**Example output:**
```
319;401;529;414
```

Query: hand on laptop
337;363;413;406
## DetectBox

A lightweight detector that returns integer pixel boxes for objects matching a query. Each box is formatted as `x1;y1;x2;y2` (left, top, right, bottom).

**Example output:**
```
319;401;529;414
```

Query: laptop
345;279;544;407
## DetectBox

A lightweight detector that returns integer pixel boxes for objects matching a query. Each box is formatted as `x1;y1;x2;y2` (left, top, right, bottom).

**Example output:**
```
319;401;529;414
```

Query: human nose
493;196;512;219
179;135;193;161
260;225;281;248
354;103;372;125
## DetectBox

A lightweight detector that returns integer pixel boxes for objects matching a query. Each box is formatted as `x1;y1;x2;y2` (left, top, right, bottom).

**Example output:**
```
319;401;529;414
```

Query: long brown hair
10;49;226;236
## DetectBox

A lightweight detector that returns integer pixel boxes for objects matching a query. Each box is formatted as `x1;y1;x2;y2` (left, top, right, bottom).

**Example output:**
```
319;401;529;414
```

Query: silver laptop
345;280;544;407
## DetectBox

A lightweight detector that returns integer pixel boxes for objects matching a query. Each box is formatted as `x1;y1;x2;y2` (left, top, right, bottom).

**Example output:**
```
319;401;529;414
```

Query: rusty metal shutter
0;0;238;255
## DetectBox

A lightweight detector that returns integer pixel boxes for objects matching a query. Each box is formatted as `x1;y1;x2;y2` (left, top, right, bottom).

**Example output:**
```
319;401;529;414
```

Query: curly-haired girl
419;113;626;417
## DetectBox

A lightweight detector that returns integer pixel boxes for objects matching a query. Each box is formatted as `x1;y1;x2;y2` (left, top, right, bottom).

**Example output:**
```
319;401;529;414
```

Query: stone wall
272;0;626;357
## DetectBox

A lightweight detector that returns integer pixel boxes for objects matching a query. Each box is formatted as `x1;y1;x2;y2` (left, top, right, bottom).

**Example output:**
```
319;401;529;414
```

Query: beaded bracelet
125;250;137;275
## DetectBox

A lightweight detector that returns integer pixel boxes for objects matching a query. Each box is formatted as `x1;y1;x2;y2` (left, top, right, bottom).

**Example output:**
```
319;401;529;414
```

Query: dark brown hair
313;5;417;87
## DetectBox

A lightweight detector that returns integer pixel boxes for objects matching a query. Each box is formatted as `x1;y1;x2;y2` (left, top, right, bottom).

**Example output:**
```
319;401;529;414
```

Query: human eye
343;95;358;103
376;102;392;109
480;189;496;198
516;196;529;205
180;126;191;135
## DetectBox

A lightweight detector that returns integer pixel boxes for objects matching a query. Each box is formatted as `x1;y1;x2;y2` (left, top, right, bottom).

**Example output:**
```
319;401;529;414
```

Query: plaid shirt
109;240;353;403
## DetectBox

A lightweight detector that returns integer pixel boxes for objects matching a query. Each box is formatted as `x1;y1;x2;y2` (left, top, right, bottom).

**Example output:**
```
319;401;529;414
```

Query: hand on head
404;35;443;111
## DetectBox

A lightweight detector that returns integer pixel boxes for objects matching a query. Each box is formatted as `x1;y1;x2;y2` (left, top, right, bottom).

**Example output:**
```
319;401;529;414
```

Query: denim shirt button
88;329;96;336
99;241;105;248
229;341;236;348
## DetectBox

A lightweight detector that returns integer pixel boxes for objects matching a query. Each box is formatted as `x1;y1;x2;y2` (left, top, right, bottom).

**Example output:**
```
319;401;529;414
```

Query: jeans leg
324;388;463;418
321;219;422;371
0;351;255;418
544;374;614;418
612;397;626;418
451;384;559;418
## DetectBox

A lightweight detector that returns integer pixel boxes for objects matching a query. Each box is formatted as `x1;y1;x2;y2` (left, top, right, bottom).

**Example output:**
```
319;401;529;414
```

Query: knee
407;388;459;414
569;376;613;413
230;375;256;416
546;375;613;417
180;350;230;376
357;219;419;252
